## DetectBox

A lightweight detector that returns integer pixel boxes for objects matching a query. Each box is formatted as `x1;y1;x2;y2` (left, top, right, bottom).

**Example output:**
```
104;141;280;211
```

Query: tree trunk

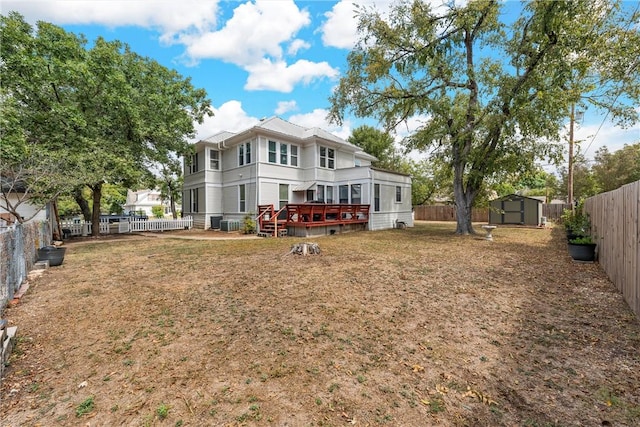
73;186;92;222
452;162;478;235
168;183;178;219
90;182;103;237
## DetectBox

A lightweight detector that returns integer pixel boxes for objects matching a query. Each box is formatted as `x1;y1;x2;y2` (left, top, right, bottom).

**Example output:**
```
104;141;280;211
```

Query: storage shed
489;194;542;226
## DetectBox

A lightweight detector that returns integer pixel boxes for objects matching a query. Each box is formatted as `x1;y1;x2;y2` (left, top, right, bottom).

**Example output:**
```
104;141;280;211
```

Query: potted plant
568;235;597;262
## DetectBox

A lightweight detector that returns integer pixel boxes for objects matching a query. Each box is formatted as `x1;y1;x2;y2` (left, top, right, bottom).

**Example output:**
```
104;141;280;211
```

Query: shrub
242;213;256;234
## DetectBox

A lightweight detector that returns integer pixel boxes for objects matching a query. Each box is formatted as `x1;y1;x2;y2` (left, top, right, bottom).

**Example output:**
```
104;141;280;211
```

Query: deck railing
285;204;370;226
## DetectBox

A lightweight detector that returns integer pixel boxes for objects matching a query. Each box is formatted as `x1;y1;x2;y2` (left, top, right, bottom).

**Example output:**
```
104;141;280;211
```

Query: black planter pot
567;242;596;262
38;246;66;266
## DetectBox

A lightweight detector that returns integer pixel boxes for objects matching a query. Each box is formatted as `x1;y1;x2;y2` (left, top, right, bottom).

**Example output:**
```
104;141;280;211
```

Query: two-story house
182;117;413;236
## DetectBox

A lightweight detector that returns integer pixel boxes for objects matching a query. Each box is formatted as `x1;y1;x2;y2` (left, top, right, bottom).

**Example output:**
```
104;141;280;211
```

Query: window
189;153;199;174
396;186;402;203
268;140;277;163
351;184;361;204
317;185;325;203
374;184;380;212
339;185;348;204
210;149;219;170
267;141;297;166
279;184;289;220
191;188;199;212
239;184;246;212
319;146;335;169
238;142;251;166
326;186;334;203
245;141;251;164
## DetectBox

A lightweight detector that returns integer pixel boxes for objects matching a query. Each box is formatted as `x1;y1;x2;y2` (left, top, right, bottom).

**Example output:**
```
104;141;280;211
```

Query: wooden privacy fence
413;204;569;222
584;180;639;319
413;205;489;222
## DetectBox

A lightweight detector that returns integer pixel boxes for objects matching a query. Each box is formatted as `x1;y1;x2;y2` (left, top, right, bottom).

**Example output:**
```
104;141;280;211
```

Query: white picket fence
61;216;192;236
127;216;193;232
60;219;110;236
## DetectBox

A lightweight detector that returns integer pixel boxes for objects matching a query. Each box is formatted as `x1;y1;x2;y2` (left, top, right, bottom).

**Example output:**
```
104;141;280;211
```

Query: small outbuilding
489;194;543;226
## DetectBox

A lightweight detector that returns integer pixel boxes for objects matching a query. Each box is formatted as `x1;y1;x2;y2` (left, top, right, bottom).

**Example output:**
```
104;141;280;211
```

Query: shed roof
492;194;543;203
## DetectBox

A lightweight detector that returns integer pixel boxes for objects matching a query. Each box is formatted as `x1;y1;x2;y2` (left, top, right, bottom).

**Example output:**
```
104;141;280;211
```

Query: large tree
329;0;640;234
0;13;211;235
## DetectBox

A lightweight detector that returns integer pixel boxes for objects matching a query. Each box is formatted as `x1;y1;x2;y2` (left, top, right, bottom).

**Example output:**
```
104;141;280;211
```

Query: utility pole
568;103;575;212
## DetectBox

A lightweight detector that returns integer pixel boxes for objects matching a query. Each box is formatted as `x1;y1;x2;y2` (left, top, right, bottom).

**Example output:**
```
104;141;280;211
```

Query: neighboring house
123;189;170;218
0;177;49;226
182;117;413;235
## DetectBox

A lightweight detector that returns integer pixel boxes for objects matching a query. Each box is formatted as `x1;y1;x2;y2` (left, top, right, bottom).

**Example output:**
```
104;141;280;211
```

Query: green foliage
569;236;594;245
0;13;211;233
156;403;169;420
348;125;399;170
151;205;165;219
561;205;591;236
242;213;257;234
328;0;640;235
75;396;95;417
592;143;640;193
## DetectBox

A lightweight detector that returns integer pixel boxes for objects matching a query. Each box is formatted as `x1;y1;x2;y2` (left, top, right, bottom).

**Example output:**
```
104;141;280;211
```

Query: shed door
501;199;524;224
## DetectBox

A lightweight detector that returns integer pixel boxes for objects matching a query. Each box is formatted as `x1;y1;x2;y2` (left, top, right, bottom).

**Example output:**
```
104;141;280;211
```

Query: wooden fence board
585;180;640;319
414;203;570;223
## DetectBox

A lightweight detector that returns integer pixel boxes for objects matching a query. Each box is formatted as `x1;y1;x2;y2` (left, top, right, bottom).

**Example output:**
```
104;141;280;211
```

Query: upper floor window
238;142;252;166
320;146;335;169
188;153;199;174
268;140;277;163
268;140;298;166
210;149;219;170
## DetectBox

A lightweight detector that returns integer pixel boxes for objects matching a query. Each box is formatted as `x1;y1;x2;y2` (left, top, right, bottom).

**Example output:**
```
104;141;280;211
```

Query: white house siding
185;117;413;232
0;194;48;223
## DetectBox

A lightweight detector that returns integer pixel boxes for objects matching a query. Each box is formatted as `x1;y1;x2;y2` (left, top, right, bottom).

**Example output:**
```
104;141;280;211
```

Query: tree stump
288;242;321;256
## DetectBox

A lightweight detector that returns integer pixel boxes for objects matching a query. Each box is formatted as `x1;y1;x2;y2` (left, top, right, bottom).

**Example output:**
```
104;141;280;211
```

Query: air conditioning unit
220;220;240;232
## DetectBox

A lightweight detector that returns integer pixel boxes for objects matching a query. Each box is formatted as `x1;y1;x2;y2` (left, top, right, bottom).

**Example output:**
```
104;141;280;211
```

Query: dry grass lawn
1;221;639;426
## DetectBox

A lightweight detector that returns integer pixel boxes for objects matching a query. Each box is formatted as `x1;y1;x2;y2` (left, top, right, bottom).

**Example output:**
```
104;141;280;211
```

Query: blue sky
2;0;638;165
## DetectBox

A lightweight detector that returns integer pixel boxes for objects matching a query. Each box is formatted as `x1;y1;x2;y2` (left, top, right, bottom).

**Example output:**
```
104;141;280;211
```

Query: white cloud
320;0;468;49
287;39;311;56
193;100;259;141
576;120;640;160
2;0;220;36
320;0;361;49
275;101;298;115
288;109;353;140
244;59;339;92
181;0;310;66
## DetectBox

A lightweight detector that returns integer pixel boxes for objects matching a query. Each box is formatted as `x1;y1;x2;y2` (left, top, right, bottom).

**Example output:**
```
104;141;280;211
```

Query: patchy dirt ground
1;222;639;426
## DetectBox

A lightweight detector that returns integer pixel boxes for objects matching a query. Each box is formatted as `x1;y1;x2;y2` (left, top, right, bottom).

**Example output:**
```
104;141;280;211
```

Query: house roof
198;116;378;161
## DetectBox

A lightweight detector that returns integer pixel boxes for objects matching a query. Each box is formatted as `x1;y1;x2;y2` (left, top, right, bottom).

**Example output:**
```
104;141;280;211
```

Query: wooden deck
257;204;370;236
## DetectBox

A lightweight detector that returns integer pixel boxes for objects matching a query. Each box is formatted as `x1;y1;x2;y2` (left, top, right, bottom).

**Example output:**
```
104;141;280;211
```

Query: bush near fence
584;180;640;319
0;221;51;310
